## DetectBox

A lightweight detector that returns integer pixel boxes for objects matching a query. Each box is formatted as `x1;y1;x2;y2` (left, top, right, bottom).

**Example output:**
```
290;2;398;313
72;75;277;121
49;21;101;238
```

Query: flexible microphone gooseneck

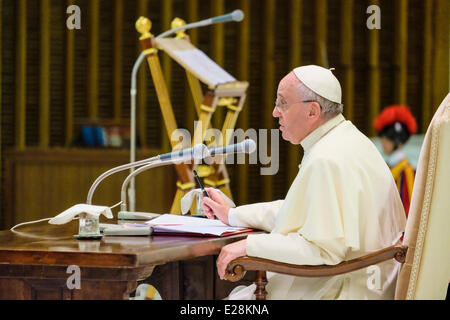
119;144;210;212
129;50;148;211
119;159;176;212
118;140;255;212
86;144;209;205
156;9;244;39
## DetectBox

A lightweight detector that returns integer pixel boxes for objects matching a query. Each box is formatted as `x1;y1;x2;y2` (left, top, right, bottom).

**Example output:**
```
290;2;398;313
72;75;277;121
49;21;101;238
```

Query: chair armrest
225;244;407;282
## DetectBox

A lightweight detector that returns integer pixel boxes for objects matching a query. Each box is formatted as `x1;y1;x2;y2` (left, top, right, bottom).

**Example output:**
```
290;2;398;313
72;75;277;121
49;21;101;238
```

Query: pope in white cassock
202;65;406;300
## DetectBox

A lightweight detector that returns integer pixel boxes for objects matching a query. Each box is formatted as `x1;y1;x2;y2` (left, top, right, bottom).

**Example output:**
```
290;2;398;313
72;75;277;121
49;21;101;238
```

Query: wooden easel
136;17;248;214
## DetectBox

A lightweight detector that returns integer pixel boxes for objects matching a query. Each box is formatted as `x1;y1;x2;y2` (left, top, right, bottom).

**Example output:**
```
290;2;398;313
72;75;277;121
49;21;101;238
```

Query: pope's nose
273;106;281;118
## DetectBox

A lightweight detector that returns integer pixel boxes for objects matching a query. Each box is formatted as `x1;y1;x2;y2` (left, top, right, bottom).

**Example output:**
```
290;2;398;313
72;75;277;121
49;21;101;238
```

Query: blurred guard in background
374;105;418;217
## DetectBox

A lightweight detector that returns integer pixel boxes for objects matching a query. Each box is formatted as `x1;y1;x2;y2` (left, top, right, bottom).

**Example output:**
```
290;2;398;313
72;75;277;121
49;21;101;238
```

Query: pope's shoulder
310;120;383;164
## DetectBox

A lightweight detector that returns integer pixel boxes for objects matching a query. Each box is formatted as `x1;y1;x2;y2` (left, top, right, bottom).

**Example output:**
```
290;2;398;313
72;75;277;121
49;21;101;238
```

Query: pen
193;170;209;198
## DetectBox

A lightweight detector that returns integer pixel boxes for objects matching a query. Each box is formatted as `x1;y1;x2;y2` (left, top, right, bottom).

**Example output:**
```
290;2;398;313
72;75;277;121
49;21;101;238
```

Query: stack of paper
146;214;252;237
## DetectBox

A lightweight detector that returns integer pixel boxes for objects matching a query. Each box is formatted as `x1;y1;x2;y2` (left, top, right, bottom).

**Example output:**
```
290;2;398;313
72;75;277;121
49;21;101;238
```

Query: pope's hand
201;187;230;225
216;239;247;280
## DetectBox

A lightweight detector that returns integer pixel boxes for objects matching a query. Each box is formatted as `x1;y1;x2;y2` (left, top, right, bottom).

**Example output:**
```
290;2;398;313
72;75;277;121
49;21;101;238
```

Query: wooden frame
225;245;407;300
135;16;248;213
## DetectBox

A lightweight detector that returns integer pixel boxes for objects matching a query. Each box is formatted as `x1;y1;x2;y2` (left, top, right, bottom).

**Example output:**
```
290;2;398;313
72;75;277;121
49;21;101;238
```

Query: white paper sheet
171;49;236;86
146;214;250;236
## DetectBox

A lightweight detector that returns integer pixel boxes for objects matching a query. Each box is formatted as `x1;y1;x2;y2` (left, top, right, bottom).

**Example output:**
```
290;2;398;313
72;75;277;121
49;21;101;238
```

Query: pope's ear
308;102;322;119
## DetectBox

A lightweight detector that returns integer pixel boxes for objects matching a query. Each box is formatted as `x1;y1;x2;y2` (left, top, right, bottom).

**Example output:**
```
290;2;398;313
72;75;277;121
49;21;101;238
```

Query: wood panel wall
1;0;449;228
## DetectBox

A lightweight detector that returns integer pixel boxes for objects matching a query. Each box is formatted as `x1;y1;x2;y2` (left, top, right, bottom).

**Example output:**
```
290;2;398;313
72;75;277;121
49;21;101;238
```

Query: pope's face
273;72;320;145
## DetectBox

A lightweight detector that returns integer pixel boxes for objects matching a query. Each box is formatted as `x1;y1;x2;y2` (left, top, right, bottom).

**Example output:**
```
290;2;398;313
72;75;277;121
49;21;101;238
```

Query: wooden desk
0;219;256;300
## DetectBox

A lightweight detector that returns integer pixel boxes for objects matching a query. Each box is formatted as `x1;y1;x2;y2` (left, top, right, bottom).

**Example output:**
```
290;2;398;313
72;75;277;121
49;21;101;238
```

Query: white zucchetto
293;65;342;104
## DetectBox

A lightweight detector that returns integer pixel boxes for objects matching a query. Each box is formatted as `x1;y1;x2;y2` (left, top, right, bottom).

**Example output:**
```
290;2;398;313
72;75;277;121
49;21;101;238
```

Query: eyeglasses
274;99;321;113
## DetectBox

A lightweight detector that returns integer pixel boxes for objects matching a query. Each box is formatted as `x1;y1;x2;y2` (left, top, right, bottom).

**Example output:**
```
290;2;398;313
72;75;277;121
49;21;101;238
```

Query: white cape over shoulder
228;114;406;300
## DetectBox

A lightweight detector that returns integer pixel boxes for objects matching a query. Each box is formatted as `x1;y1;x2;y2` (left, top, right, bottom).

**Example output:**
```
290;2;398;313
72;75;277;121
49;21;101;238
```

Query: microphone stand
157;20;211;39
126;10;244;210
128;50;147;211
120;158;188;213
119;140;256;213
86;144;209;206
86;154;159;206
156;10;243;39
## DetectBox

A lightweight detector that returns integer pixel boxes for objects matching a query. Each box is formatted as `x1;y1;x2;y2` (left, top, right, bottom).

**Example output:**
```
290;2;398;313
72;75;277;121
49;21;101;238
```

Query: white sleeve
229;200;284;232
246;233;348;266
227;208;238;227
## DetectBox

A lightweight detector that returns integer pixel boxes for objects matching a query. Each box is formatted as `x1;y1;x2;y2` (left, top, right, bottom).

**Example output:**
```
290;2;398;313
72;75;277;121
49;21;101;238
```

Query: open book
146;214;253;237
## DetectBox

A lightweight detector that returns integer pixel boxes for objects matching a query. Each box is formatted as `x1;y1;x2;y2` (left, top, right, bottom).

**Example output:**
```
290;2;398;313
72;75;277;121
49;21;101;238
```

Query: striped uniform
390;158;415;217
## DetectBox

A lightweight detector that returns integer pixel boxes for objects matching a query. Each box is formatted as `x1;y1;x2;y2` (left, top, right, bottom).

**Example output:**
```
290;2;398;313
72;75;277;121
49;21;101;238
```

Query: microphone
119;145;212;212
209;139;256;156
156;9;245;39
118;140;255;215
86;144;209;205
159;143;210;162
206;9;244;25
